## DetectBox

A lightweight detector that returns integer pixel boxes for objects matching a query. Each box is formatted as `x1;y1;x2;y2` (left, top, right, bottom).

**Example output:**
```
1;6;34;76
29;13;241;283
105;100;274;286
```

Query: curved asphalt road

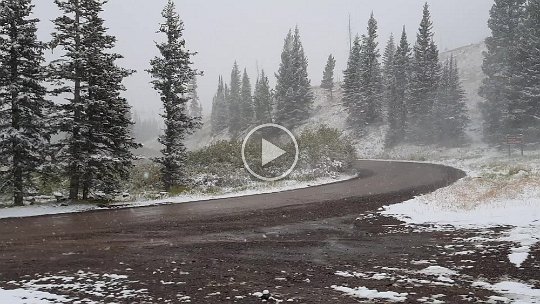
0;160;463;238
0;160;465;303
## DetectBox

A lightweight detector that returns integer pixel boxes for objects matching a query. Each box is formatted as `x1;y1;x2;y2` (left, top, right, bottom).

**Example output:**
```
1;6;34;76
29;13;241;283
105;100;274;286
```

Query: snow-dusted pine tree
382;33;396;125
433;56;469;146
79;0;139;198
227;62;242;136
386;28;411;147
253;70;273;125
516;0;540;140
50;0;87;200
211;76;229;135
408;3;441;144
321;54;336;97
189;76;203;119
343;35;363;130
51;0;139;200
358;13;383;125
0;0;52;206
274;27;313;128
382;34;396;93
148;0;200;192
382;34;398;147
240;69;254;129
479;0;526;143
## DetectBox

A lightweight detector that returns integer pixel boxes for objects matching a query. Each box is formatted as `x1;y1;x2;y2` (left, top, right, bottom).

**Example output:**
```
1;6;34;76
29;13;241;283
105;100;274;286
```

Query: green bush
185;125;356;189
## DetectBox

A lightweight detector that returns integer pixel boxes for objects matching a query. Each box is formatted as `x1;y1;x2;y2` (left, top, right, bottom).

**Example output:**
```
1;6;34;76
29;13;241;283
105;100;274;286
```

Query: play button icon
261;138;287;167
242;123;299;181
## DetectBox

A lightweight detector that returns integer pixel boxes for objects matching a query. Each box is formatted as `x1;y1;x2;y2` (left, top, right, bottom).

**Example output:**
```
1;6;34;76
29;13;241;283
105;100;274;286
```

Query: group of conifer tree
480;0;540;144
211;27;313;136
0;0;199;205
344;4;469;147
210;4;470;148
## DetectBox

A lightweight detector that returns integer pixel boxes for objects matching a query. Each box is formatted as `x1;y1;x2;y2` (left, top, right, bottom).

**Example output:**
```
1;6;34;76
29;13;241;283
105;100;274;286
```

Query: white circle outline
241;123;299;182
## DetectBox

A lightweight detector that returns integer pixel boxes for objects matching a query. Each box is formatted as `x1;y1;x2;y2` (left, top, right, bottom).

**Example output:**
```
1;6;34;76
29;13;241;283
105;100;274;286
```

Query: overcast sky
33;0;493;119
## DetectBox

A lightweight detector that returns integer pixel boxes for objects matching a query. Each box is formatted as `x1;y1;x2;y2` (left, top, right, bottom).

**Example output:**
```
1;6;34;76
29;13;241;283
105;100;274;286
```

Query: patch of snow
331;285;408;302
380;147;540;268
473;280;540;304
418;266;458;277
0;288;71;304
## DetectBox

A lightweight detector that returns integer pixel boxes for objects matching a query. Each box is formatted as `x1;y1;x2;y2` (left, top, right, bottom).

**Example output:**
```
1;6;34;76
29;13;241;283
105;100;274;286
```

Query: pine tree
343;35;363;130
386;28;412;147
227;62;242;136
253;70;273;125
516;0;540;140
148;0;200;191
211;76;229;134
0;0;52;206
240;69;254;129
408;3;441;144
382;34;398;147
188;76;203;119
382;35;396;89
321;54;336;97
51;0;138;199
479;0;526;143
382;34;396;122
50;0;87;200
433;56;469;146
79;0;139;198
274;27;313;128
358;13;383;125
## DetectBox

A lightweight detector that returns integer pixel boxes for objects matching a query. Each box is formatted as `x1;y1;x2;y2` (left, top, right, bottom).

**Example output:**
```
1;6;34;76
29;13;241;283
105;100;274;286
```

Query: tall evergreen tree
321;54;336;97
408;3;441;144
358;13;383;125
253;70;273;125
343;35;363;130
227;62;242;136
0;0;52;206
148;0;200;191
79;0;139;198
274;27;313;128
386;28;411;147
51;0;138;199
434;56;469;146
240;68;254;129
382;34;398;146
479;0;526;143
50;0;87;200
188;76;203;118
382;34;396;119
516;0;540;140
211;76;228;134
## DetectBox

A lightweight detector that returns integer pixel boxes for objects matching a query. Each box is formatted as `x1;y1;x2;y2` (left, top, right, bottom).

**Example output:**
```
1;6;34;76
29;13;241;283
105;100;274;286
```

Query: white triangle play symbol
261;138;287;167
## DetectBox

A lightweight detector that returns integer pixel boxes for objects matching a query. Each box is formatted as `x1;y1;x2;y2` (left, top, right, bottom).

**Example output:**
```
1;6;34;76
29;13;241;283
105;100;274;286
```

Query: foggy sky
33;0;493;119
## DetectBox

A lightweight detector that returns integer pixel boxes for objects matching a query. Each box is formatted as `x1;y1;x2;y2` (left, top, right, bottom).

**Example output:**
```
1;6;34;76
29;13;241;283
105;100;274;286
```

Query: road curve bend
0;160;466;303
0;160;464;237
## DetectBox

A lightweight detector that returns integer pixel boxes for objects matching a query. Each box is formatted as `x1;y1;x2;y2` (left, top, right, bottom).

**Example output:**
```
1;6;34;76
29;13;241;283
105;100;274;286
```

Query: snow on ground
473;281;540;304
380;145;540;268
375;144;540;301
0;174;356;219
331;285;408;302
1;271;150;304
0;288;71;304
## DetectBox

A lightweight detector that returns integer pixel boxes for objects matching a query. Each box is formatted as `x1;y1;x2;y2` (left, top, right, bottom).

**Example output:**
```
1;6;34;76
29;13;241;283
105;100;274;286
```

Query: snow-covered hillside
441;42;486;142
140;41;487;157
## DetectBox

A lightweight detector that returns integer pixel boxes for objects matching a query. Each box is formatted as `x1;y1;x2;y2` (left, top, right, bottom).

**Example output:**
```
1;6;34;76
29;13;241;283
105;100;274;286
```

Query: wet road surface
0;160;482;303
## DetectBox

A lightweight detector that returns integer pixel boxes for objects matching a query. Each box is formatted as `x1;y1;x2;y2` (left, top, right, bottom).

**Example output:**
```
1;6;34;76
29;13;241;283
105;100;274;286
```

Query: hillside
440;42;486;141
139;41;487;157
